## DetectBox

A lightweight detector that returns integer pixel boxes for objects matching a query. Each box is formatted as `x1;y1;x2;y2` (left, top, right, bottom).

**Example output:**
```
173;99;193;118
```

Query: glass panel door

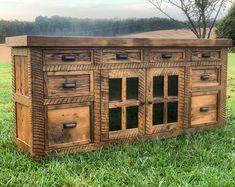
101;69;145;140
146;68;184;134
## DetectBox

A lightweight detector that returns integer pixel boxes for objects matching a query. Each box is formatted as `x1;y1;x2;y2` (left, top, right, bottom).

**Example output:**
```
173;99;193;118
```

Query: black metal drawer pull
201;74;210;80
162;53;172;59
62;55;76;61
63;122;77;129
202;52;211;58
63;82;76;88
200;107;209;112
116;53;128;60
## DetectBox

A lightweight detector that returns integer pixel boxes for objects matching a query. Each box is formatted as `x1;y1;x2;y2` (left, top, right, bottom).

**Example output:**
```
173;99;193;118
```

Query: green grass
0;55;235;186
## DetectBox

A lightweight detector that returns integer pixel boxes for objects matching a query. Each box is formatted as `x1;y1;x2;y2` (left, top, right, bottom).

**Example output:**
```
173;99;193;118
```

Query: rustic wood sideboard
6;36;232;159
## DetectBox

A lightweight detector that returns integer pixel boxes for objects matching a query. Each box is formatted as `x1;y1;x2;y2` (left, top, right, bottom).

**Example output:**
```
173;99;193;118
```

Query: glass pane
109;79;122;101
152;103;164;125
168;75;178;96
126;78;138;100
167;102;178;123
109;108;122;131
153;76;164;98
126;106;138;129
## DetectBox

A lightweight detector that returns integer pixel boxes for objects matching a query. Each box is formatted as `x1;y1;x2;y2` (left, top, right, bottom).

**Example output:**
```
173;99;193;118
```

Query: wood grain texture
101;49;143;63
12;48;32;154
14;56;29;96
146;68;185;134
101;69;145;140
93;70;101;143
44;49;93;65
191;91;218;126
42;60;224;72
6;36;233;47
44;95;94;105
16;103;32;146
190;48;221;61
44;71;93;98
100;70;109;141
191;66;220;88
219;48;228;127
48;105;91;148
149;49;185;62
30;48;45;159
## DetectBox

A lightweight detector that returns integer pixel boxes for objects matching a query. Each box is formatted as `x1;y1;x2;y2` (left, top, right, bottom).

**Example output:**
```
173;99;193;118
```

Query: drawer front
191;67;220;87
44;49;93;65
150;50;185;62
48;105;91;147
191;92;218;126
45;71;93;98
102;49;143;63
191;49;221;61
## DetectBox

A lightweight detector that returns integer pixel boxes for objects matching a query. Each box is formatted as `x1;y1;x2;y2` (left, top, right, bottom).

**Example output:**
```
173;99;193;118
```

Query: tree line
0;16;186;43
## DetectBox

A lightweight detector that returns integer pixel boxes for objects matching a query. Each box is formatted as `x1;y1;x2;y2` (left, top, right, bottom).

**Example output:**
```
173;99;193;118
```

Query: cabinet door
101;69;145;140
146;68;185;134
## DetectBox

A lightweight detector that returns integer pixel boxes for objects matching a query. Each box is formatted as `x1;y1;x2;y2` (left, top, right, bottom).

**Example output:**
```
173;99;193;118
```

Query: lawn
0;54;235;186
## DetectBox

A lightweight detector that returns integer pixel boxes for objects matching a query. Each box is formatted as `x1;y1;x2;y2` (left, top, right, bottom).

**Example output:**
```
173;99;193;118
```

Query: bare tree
148;0;232;38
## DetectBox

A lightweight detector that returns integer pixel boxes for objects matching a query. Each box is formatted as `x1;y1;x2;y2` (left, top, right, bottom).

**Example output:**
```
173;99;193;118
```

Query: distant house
0;44;11;62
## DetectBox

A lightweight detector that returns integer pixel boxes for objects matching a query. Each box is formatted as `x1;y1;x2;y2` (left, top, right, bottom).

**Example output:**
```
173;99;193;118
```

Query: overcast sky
0;0;233;21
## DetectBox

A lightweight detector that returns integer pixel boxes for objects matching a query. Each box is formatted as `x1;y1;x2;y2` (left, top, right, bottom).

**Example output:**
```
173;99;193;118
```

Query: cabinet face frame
100;69;145;140
146;68;185;134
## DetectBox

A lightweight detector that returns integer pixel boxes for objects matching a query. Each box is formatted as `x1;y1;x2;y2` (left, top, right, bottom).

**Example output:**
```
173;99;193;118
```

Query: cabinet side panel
14;56;29;96
16;103;32;145
12;48;33;153
30;48;45;159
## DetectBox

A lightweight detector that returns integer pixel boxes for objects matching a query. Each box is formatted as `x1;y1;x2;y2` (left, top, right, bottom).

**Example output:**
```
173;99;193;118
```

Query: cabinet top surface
6;35;232;47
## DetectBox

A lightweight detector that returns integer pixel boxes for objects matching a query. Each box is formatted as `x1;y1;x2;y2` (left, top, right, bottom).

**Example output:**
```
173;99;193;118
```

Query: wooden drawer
191;66;220;88
191;92;218;126
102;49;143;63
191;49;221;61
150;49;185;62
44;49;93;65
47;104;91;148
44;71;93;98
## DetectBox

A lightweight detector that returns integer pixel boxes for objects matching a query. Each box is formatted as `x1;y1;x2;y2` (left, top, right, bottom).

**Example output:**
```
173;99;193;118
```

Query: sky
0;0;233;21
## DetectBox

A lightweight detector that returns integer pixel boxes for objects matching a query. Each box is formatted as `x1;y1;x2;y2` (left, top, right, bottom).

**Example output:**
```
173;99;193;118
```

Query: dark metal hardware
200;107;209;112
201;74;210;80
202;52;211;58
63;122;77;129
148;101;153;105
162;52;172;59
140;101;146;105
116;53;128;60
63;82;76;88
62;55;76;61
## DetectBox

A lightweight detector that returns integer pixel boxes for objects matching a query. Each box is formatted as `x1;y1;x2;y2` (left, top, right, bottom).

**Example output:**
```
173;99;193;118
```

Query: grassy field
0;54;235;186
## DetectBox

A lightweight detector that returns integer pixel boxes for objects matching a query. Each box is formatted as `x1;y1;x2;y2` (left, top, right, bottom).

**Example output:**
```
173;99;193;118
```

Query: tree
148;0;232;38
216;3;235;45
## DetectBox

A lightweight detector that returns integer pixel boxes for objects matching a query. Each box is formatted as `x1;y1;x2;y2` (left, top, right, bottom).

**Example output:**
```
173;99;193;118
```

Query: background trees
148;0;232;38
0;17;185;43
216;4;235;45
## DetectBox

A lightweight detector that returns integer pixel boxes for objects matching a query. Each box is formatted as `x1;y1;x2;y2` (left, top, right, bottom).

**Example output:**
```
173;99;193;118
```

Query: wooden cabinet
6;36;232;159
